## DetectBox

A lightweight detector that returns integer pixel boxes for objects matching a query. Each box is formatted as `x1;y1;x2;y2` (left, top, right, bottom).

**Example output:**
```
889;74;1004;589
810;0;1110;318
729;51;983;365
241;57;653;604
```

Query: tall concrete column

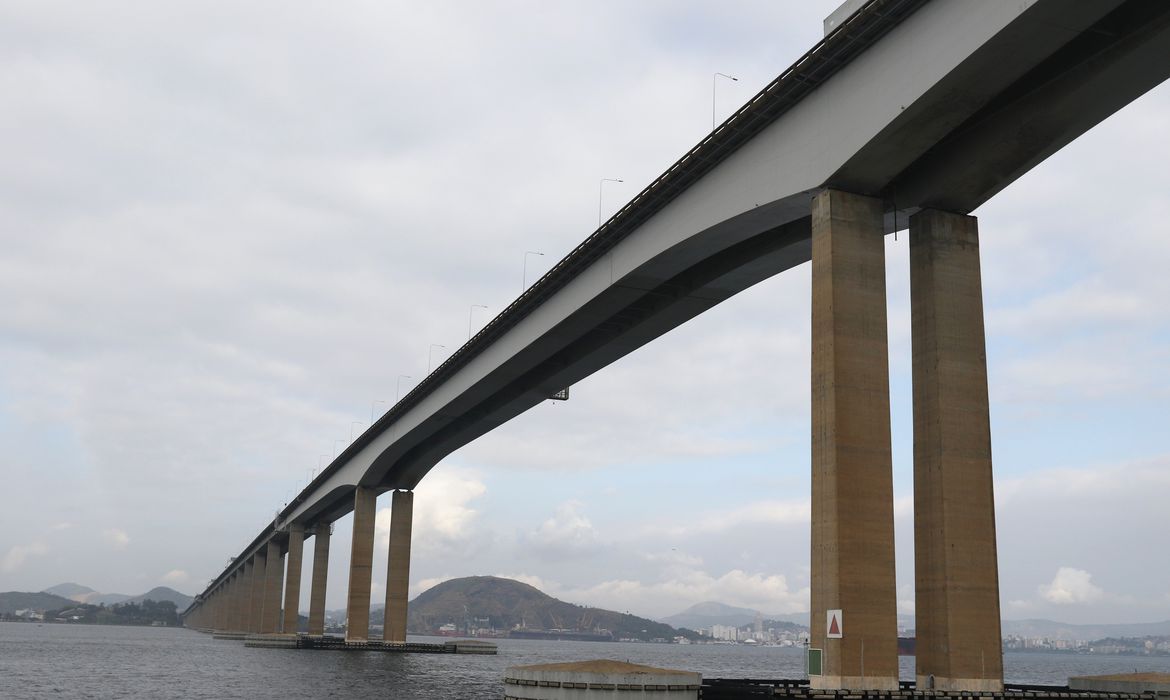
240;558;255;632
261;539;284;634
308;523;331;635
810;188;898;691
214;585;227;630
910;209;1003;691
226;570;242;632
383;490;414;643
249;549;267;634
282;524;305;634
345;487;377;641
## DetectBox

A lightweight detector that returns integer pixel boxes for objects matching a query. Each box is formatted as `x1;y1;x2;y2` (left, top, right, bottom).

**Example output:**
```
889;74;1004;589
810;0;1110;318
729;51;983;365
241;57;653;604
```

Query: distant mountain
37;583;191;609
1;591;75;614
661;601;813;630
661;601;764;629
1002;619;1170;641
125;587;193;609
408;576;697;641
42;583;97;601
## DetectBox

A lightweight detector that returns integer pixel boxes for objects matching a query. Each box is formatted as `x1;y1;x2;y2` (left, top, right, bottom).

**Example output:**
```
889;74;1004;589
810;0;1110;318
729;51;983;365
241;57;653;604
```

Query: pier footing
699;679;1160;700
238;634;496;654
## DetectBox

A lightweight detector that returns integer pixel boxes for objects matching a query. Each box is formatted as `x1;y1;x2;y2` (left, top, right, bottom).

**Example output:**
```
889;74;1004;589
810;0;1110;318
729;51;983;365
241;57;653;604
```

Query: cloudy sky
2;1;1168;625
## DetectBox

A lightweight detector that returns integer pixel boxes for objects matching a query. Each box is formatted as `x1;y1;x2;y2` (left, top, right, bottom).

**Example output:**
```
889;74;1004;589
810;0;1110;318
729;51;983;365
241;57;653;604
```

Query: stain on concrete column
249;549;267;634
282;524;305;635
910;209;1003;692
383;490;414;643
308;523;330;635
261;538;284;634
345;486;377;641
810;188;898;690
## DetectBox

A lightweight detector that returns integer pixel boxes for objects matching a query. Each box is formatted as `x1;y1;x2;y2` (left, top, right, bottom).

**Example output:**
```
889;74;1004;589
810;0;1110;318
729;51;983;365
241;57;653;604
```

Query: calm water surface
2;622;1167;699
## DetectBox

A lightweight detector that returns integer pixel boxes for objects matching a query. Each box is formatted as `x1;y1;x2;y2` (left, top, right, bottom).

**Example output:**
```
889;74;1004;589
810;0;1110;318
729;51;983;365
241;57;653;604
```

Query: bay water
2;622;1166;699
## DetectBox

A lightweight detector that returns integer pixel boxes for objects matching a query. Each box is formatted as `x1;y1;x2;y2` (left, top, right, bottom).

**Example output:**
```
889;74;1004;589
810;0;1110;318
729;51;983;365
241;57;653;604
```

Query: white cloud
1038;567;1104;605
2;541;49;573
643;498;809;537
376;467;487;555
897;583;915;616
524;501;599;559
161;569;189;584
102;528;130;549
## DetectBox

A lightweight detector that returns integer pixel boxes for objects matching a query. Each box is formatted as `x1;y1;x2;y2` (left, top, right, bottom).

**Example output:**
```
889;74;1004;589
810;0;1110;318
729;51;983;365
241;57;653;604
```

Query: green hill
406;576;700;641
125;586;193;609
0;591;75;614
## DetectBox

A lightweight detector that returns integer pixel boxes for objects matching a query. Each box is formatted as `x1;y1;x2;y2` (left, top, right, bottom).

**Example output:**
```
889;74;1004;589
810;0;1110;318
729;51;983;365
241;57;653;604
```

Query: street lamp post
599;178;624;228
428;344;446;374
523;251;544;292
350;421;364;441
370;399;386;423
396;375;412;402
468;304;488;340
713;72;739;130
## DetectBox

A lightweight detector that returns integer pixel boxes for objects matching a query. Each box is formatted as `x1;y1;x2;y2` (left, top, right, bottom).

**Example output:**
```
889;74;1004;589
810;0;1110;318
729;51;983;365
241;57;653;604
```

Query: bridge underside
187;1;1170;691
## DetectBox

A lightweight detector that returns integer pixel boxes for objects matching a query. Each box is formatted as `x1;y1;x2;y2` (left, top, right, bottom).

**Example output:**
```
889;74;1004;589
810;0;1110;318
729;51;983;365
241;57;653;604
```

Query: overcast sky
2;1;1168;626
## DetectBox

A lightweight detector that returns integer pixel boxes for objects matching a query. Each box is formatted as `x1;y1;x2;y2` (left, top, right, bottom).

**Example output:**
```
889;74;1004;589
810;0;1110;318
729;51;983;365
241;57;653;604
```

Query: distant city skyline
2;2;1168;625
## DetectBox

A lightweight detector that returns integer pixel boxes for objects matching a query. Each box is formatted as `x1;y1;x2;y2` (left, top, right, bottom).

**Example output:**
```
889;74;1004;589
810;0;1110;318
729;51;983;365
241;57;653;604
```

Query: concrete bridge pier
240;557;255;632
214;583;227;631
809;188;899;691
282;524;305;634
227;569;243;632
249;549;267;633
261;538;284;634
910;209;1003;691
345;486;378;641
308;523;331;635
383;489;414;643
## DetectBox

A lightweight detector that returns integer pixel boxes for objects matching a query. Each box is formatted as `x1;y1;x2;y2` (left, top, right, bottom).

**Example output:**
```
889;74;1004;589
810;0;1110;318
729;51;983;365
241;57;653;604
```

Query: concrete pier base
308;523;330;635
505;660;699;700
282;524;304;634
808;189;898;691
261;539;284;634
345;487;377;641
248;551;267;634
383;489;413;643
910;209;1002;692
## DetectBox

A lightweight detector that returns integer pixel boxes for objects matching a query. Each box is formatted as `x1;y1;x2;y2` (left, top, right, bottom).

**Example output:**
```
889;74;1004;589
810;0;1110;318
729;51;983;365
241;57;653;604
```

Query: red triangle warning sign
826;609;843;638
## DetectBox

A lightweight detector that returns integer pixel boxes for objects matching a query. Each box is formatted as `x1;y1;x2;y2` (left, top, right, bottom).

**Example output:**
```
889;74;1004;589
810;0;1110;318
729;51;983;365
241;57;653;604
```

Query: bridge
181;0;1170;691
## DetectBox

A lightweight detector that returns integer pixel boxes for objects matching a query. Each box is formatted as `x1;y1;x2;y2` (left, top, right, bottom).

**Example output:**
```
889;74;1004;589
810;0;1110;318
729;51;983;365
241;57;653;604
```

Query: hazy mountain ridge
0;583;194;611
661;601;811;630
1001;618;1170;641
662;601;1170;641
0;591;76;614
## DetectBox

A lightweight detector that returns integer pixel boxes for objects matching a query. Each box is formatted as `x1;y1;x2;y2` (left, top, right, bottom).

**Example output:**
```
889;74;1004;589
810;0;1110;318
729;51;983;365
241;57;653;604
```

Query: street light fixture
350;421;364;441
468;304;488;340
713;72;739;130
599;178;624;228
396;375;412;402
370;399;387;423
523;251;545;292
428;344;446;374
